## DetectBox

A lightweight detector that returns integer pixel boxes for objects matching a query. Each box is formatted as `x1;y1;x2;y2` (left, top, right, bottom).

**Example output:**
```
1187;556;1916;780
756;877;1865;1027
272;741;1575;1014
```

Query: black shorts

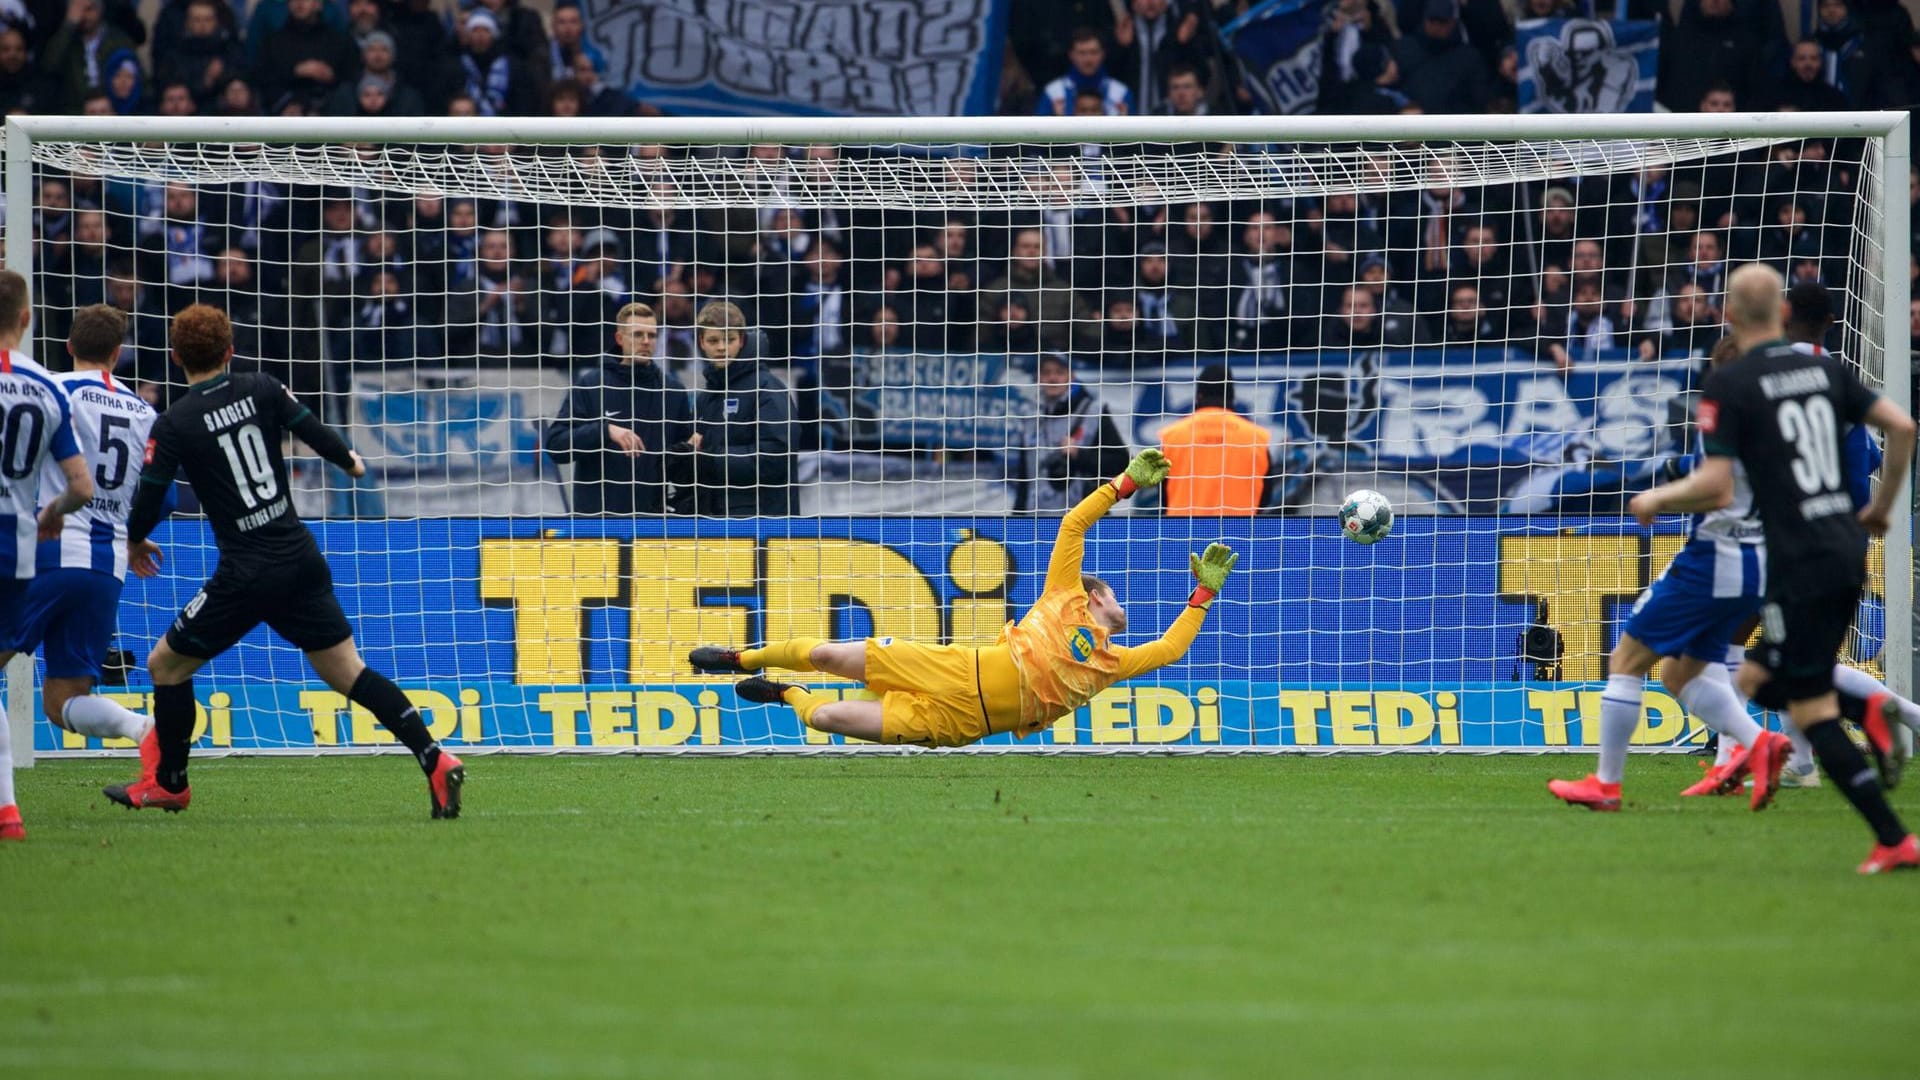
1746;582;1862;702
166;551;354;659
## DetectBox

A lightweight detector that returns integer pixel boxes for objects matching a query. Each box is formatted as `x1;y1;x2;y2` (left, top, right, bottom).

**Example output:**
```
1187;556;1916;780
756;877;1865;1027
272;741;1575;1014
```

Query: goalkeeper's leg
735;677;884;740
693;639;867;680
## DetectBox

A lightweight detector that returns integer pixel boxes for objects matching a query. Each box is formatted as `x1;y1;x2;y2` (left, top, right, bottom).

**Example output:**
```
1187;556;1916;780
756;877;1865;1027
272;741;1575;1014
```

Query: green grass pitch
2;754;1915;1078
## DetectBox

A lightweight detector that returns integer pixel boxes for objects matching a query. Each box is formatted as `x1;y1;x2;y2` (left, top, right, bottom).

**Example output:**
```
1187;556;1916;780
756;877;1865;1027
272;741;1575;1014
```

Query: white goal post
3;111;1910;759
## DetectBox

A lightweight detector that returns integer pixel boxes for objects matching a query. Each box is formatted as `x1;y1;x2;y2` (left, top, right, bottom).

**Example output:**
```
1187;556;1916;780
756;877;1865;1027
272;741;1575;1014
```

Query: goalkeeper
689;450;1236;746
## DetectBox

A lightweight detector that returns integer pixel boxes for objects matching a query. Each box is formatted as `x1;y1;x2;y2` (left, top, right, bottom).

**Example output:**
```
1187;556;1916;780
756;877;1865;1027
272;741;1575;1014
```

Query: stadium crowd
9;0;1920;515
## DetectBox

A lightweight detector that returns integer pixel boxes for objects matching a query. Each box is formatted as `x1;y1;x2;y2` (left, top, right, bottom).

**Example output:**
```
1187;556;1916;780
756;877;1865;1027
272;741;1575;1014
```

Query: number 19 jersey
1698;338;1878;595
0;350;79;580
36;370;156;581
141;371;319;563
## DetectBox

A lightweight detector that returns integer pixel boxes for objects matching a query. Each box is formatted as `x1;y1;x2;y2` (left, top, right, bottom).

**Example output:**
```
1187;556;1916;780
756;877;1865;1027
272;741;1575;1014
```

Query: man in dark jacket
1014;352;1131;513
688;302;794;517
545;302;696;517
1392;0;1493;114
253;0;358;110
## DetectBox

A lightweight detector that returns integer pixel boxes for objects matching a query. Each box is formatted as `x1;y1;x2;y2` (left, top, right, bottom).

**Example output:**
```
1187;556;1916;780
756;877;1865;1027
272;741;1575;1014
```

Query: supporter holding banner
1516;18;1658;113
579;0;1009;117
1219;0;1327;115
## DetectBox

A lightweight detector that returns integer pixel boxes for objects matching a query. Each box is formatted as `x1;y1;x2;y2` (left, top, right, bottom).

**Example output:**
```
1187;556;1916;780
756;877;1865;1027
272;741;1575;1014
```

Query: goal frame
4;110;1909;761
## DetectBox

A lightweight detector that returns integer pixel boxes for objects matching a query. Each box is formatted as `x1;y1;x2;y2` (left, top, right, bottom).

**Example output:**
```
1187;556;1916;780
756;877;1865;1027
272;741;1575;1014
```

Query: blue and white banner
582;0;1009;118
1219;0;1328;116
1516;18;1658;114
34;517;1886;753
1088;351;1699;514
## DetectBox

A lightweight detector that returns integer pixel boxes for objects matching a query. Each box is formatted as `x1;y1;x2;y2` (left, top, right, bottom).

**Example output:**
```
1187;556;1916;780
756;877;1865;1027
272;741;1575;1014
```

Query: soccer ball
1338;490;1394;546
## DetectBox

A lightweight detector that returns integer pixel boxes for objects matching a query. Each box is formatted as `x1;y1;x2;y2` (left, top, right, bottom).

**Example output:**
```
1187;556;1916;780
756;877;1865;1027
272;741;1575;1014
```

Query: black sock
348;667;440;773
152;681;196;793
1805;719;1909;846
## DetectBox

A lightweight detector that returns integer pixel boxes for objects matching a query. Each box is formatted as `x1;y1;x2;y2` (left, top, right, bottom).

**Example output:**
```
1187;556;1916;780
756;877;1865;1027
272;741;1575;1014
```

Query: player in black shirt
1632;265;1917;873
105;305;465;819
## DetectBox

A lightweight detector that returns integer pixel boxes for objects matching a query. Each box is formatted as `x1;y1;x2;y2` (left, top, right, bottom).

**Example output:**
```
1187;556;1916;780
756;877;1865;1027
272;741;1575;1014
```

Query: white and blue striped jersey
36;369;155;581
0;349;79;579
1687;407;1765;600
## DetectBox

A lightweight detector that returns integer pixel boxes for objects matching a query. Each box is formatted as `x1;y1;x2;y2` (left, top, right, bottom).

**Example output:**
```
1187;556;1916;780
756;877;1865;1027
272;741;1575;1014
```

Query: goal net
7;113;1910;756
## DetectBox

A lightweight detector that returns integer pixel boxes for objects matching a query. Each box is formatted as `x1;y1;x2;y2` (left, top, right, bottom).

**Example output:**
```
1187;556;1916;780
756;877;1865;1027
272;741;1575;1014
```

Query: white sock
1785;724;1815;772
1678;665;1764;752
62;695;152;742
1597;673;1642;785
1831;664;1920;735
0;699;14;808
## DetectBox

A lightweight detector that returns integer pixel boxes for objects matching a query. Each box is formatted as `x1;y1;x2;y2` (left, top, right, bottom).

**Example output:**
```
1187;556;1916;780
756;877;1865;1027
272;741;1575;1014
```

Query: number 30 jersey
131;372;357;563
0;350;80;580
1698;338;1879;595
36;370;156;581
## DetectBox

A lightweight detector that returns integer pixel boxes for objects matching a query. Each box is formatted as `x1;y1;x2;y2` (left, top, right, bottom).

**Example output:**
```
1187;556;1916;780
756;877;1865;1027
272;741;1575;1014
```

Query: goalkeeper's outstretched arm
1116;543;1237;678
1044;449;1170;593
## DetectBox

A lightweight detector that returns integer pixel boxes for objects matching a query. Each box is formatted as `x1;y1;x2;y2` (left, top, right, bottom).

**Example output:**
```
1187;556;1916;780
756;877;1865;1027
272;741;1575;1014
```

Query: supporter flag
1219;0;1329;116
1516;18;1658;114
580;0;1009;117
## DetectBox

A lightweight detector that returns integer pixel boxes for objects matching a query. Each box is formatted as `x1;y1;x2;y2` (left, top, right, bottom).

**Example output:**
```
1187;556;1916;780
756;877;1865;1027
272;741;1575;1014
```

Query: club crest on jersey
724;398;741;416
1066;626;1096;663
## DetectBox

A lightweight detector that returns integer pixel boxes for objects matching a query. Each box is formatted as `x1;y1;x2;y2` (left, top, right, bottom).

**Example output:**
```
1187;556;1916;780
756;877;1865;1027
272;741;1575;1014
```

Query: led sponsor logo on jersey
1067;626;1096;663
1696;399;1718;434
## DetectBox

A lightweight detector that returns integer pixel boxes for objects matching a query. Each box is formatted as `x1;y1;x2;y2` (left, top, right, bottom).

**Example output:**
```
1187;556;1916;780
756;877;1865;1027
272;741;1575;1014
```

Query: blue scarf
461;52;511;116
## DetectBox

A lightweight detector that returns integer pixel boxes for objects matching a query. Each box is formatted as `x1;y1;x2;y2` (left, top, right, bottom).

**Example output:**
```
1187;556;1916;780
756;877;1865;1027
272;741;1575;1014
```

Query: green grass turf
2;755;1917;1079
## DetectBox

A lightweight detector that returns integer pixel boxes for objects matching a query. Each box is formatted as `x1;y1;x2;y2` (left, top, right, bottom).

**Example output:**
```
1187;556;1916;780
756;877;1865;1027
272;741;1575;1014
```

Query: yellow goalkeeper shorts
864;637;993;748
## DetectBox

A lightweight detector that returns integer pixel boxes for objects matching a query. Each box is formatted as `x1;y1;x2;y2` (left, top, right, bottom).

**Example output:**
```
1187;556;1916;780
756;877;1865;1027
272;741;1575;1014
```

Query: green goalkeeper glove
1187;543;1238;609
1112;448;1171;498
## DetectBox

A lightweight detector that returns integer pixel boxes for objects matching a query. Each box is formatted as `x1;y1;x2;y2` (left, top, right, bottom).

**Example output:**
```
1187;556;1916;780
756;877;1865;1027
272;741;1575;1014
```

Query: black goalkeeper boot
689;646;749;673
735;677;796;704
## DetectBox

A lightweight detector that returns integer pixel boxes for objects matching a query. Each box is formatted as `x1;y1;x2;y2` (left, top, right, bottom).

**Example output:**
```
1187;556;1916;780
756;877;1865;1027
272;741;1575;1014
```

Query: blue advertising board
36;516;1883;753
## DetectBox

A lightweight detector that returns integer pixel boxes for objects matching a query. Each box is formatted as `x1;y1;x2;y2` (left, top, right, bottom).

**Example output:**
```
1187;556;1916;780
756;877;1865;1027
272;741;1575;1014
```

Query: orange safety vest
1159;407;1272;516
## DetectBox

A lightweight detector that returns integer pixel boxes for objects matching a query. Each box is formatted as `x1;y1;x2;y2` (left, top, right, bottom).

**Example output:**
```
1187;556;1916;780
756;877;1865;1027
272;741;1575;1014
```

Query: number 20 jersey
0;350;79;580
1698;338;1878;595
36;370;156;581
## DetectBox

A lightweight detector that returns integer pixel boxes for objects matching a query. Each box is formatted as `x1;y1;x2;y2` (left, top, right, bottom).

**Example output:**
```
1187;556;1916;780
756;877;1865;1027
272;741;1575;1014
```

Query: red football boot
103;777;190;812
136;725;160;781
428;751;465;820
1858;834;1920;875
1746;731;1792;811
1547;774;1622;811
1860;695;1908;791
0;804;22;841
1680;747;1749;797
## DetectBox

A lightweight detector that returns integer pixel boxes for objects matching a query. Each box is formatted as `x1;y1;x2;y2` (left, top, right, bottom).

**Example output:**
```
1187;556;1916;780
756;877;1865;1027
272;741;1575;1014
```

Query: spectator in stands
1110;0;1209;116
100;49;143;113
460;9;537;116
687;301;793;517
473;0;549;70
981;228;1087;353
216;76;260;115
0;28;47;113
154;0;240;109
156;80;198;115
1814;0;1881;106
154;0;240;62
1668;230;1728;304
448;227;536;359
1335;44;1411;114
1159;363;1274;516
1132;241;1199;356
255;0;359;113
1228;209;1299;351
1326;285;1413;349
1637;281;1721;359
903;240;972;353
544;302;696;516
40;0;140;112
860;305;905;353
1037;26;1133;115
571;53;634;117
1393;0;1493;114
246;0;349;60
655;277;700;367
160;183;220;285
1159;62;1209;116
1770;39;1851;111
1557;277;1628;364
547;1;605;84
782;238;855;365
1421;283;1501;347
1658;0;1766;113
1014;352;1129;514
330;31;422;115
